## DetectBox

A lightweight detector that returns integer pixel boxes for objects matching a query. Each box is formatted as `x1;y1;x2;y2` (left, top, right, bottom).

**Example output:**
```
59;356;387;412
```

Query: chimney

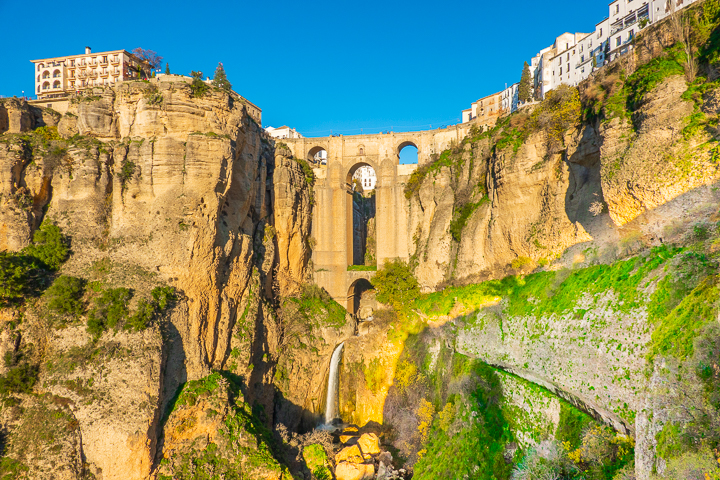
85;46;91;54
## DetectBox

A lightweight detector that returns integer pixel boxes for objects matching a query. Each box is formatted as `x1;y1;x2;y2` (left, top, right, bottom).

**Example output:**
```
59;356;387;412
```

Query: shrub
22;223;69;270
302;444;331;480
530;85;582;152
0;253;36;305
511;256;534;271
1;223;70;306
373;259;420;310
190;70;209;98
125;298;154;331
0;352;38;395
45;275;85;316
151;286;177;310
87;287;132;336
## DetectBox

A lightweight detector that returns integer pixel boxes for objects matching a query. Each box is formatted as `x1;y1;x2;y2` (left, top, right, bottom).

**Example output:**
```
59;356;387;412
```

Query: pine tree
212;62;232;92
519;61;533;103
165;63;170;75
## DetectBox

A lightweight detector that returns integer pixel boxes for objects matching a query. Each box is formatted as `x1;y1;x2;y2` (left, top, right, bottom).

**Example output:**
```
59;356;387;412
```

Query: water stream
324;342;345;424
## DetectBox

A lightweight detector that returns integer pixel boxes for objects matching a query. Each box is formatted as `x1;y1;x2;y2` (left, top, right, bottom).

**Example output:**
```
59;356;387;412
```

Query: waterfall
324;342;345;424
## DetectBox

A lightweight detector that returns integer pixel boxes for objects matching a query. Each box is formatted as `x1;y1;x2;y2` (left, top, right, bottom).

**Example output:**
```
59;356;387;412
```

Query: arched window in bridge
308;146;327;165
398;142;419;165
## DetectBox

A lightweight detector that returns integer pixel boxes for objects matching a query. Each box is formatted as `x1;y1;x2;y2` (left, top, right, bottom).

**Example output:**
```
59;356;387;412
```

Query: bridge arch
347;278;374;316
307;145;328;165
346;161;378;267
397;140;419;165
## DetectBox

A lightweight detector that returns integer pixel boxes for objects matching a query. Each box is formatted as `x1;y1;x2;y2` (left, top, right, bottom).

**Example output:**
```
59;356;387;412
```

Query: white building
501;83;520;114
544;0;699;94
531;32;590;99
265;125;303;139
353;166;376;191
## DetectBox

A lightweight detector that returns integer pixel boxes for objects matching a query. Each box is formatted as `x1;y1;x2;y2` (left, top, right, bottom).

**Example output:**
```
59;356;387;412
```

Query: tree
669;2;697;82
518;61;533;103
132;48;163;78
189;71;209;98
165;63;170;75
212;62;232;92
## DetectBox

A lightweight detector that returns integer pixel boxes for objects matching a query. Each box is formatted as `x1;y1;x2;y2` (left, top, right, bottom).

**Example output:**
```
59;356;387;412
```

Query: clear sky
0;0;607;138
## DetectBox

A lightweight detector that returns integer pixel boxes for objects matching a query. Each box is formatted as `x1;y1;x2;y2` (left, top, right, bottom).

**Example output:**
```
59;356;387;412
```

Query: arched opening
52;80;61;89
308;146;327;165
53;70;61;78
42;82;50;90
398;141;419;165
346;163;377;269
347;278;376;318
42;71;50;79
358;145;365;156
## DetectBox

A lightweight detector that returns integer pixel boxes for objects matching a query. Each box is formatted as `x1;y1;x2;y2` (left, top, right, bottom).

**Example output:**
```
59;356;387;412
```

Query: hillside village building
352;165;377;191
462;0;700;121
265;126;304;139
31;47;145;111
461;91;502;127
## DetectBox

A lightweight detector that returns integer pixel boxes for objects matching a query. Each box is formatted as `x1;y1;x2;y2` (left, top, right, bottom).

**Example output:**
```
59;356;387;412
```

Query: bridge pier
282;126;471;310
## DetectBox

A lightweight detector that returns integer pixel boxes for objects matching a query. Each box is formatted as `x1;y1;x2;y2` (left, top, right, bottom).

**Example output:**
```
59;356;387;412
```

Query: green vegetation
189;70;209;98
87;285;176;337
44;275;85;316
0;222;69;306
449;197;489;242
22;223;69;271
347;265;377;271
159;372;291;480
413;361;512;480
519;61;533;103
373;259;419;310
211;62;232;92
302;444;331;480
0;351;38;395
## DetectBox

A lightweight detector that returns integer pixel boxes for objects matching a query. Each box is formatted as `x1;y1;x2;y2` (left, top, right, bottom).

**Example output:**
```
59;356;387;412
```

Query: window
71;59;75;66
560;67;563;75
70;81;75;87
616;37;622;46
615;4;620;13
581;55;585;62
53;80;60;89
53;70;61;78
598;28;603;38
103;56;107;63
37;75;40;81
42;71;50;79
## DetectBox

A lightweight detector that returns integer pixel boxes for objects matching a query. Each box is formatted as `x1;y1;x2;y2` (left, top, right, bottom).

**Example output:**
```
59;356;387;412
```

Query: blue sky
0;0;606;140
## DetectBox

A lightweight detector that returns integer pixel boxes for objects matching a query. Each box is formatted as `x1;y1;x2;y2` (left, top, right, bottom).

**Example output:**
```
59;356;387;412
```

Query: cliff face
408;74;719;292
338;44;720;479
0;79;332;478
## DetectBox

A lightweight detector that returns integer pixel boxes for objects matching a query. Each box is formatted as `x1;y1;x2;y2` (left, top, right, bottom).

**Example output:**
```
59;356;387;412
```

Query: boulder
334;462;375;480
357;433;381;456
339;434;357;444
335;445;363;464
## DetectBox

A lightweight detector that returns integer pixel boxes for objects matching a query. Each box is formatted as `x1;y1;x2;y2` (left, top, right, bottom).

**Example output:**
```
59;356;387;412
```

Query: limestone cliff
0;78;331;479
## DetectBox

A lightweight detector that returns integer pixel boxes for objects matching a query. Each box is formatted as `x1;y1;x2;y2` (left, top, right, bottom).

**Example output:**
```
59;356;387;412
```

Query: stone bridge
282;124;471;311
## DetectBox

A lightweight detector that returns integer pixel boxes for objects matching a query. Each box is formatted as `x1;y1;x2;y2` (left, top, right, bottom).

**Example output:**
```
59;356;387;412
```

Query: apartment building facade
31;47;145;100
543;0;699;95
461;91;503;129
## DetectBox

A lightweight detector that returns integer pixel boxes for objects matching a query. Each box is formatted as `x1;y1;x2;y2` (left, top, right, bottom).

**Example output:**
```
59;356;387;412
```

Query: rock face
0;81;328;478
407;74;720;291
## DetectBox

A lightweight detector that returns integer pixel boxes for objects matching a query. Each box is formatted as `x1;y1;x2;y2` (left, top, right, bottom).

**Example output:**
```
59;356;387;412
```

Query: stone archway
347;278;375;317
346;162;378;267
307;146;327;165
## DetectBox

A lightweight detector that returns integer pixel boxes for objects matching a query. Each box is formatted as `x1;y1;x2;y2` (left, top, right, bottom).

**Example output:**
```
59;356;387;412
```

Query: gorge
2;2;720;479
